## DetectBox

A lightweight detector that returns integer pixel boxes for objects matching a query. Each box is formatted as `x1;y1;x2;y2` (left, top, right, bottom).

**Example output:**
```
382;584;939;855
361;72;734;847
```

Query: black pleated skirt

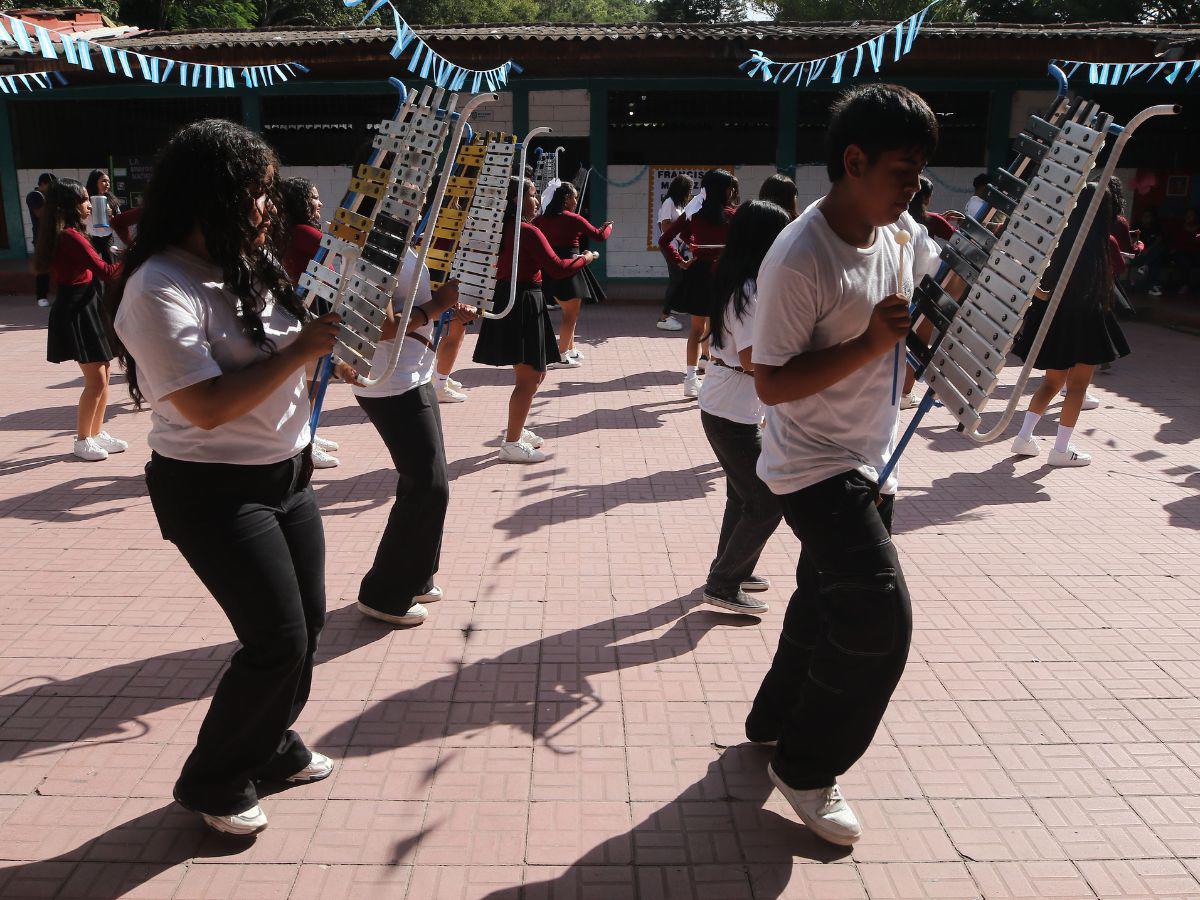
1012;296;1131;371
668;258;716;318
543;249;608;305
472;282;561;372
47;279;113;365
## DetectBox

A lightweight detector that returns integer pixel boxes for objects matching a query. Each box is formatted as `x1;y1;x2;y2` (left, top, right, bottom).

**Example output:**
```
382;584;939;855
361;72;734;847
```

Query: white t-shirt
753;201;925;497
657;196;689;259
964;194;986;220
698;280;763;425
114;247;311;465
353;248;436;399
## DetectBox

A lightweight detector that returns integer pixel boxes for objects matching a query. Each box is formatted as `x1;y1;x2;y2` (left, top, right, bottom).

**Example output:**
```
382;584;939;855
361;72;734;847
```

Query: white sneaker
437;384;468;403
72;437;108;461
1011;436;1041;457
683;374;702;399
547;355;582;370
899;393;917;410
36;297;49;308
446;376;463;391
357;600;429;626
1059;388;1100;410
414;586;443;604
200;804;268;836
1148;285;1163;297
313;435;339;452
94;431;128;454
285;751;334;784
520;428;544;449
656;316;683;331
1049;445;1091;467
698;356;709;374
767;765;862;846
312;447;340;468
498;440;546;463
567;347;585;361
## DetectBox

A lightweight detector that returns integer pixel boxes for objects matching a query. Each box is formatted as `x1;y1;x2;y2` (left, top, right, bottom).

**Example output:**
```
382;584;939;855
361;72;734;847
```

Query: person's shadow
482;744;849;900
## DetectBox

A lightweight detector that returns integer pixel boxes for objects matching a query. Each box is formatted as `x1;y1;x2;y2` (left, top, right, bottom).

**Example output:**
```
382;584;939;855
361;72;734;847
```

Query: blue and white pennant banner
1055;58;1200;87
740;1;938;87
0;69;67;95
0;12;309;90
345;0;521;92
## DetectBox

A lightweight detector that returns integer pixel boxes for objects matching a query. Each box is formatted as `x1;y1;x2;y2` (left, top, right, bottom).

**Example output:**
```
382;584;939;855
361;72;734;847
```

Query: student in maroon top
35;178;125;461
473;176;597;463
658;168;736;399
279;177;324;286
531;182;612;366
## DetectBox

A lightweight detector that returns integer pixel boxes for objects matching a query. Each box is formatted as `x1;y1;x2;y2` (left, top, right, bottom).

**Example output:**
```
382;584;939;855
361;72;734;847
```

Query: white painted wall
529;89;589;137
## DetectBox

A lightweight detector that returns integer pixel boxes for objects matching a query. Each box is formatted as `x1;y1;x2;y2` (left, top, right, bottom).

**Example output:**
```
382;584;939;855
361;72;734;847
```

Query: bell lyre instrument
300;80;494;432
877;65;1180;487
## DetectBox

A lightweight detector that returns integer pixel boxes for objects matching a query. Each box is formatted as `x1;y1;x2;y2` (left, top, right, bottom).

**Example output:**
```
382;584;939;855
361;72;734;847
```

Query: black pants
355;381;449;614
145;450;325;816
747;470;911;790
35;272;50;301
661;263;685;316
701;410;782;596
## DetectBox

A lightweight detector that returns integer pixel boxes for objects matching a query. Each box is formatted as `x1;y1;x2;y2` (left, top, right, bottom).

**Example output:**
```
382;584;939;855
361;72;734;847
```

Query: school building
1;16;1197;292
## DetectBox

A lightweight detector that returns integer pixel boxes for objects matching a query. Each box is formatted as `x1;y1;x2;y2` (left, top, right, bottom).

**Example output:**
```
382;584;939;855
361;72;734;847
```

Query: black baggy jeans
746;470;912;790
700;410;782;596
355;380;449;615
145;449;326;816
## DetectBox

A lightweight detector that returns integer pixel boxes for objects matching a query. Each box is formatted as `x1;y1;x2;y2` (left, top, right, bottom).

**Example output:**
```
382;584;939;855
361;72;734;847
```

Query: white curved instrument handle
964;103;1180;443
357;91;497;387
486;125;552;321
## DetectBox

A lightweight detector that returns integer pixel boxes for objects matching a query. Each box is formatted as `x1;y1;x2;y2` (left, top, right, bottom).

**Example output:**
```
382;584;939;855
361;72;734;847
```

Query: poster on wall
110;156;153;210
646;165;733;250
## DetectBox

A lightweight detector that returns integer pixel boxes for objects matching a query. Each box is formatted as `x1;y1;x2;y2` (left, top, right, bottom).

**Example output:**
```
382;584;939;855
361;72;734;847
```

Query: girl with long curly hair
109;119;340;836
37;178;124;461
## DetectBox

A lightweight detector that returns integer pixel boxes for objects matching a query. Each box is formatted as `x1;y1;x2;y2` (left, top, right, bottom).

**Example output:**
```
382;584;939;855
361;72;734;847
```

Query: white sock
686;365;697;378
1017;411;1041;442
1054;425;1074;454
435;373;449;388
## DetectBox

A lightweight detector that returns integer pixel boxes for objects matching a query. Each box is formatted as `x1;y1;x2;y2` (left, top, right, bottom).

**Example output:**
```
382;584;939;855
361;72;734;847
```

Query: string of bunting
344;0;521;92
0;69;67;94
740;0;938;87
1054;57;1200;87
0;11;309;89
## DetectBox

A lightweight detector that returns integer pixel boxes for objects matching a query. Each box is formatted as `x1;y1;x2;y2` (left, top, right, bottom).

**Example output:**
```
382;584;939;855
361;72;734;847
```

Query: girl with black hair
278;176;341;469
110;119;341;836
1011;181;1130;467
759;173;799;221
658;168;736;398
473;176;597;463
84;168;121;263
698;200;790;615
656;174;692;332
532;181;612;367
38;178;124;461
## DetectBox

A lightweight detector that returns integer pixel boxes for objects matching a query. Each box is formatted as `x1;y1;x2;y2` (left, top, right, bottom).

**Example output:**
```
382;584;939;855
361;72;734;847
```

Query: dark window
608;91;776;165
796;89;989;169
262;94;396;166
10;96;241;169
1076;91;1197;171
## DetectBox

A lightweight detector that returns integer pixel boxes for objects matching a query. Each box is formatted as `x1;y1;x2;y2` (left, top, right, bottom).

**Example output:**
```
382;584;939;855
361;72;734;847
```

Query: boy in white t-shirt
745;84;938;847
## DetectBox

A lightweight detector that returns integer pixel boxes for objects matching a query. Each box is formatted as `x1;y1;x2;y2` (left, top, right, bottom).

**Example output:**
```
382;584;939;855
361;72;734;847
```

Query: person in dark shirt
27;172;55;306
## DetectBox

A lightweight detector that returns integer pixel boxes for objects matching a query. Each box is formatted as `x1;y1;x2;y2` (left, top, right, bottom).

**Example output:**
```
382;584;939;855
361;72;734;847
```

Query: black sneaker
741;575;771;592
702;587;768;615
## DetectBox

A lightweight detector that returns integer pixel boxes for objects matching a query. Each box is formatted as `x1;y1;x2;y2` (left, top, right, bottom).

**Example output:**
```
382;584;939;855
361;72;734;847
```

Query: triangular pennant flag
893;20;905;62
868;35;885;72
98;44;115;74
34;25;57;59
853;44;864;77
117;49;134;78
10;18;34;54
60;33;78;66
831;51;846;84
161;59;174;82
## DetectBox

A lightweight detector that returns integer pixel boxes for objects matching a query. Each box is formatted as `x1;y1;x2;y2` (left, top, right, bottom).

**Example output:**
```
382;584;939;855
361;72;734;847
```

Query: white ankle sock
1017;411;1041;442
1054;425;1074;453
435;373;449;387
686;365;697;378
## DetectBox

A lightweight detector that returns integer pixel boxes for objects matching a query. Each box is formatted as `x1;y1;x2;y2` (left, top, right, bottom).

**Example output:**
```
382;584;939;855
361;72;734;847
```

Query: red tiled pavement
2;299;1200;898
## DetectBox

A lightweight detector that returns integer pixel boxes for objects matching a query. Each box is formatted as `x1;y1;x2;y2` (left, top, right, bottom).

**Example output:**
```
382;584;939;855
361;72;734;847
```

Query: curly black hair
544;182;577;218
279;176;320;232
106;118;306;407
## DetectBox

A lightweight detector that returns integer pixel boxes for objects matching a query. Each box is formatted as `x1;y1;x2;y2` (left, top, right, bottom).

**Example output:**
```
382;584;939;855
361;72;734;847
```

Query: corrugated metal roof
73;21;1200;53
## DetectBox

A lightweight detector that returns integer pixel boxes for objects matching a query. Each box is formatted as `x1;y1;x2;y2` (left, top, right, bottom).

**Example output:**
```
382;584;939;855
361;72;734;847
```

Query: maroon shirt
925;212;955;241
658;207;735;266
283;223;323;285
497;221;588;284
110;207;142;247
530;210;612;252
52;228;120;286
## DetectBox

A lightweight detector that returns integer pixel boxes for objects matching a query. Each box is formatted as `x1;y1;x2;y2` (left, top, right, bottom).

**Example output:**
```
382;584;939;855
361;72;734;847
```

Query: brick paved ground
1;298;1199;899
